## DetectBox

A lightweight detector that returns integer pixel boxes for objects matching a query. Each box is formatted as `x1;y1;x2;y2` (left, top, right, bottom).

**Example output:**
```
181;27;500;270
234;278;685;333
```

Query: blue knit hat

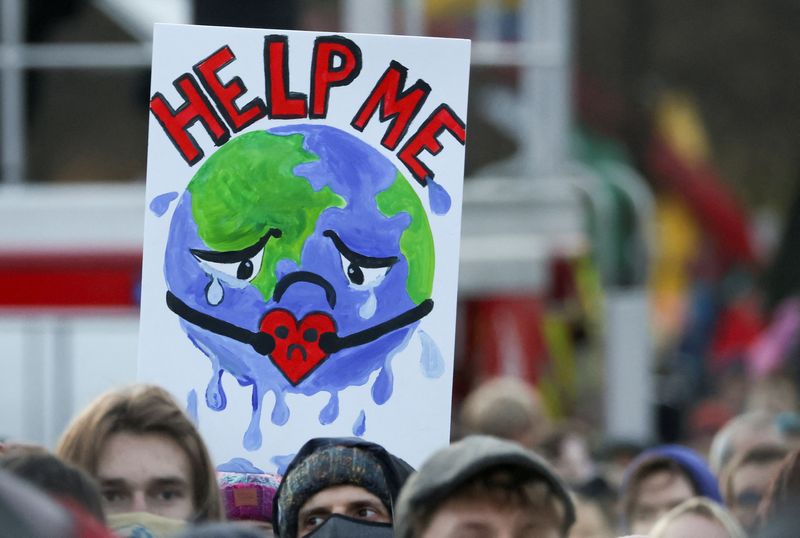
622;444;722;503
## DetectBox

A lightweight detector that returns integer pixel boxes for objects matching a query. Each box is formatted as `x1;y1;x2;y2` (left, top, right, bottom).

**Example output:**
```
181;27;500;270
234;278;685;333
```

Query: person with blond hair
459;376;550;449
709;411;785;476
754;447;800;535
719;444;787;532
649;497;746;538
56;384;223;524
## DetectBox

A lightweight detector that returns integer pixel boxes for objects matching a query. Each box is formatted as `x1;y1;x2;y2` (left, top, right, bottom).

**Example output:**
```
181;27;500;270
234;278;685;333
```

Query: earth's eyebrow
191;228;282;263
323;230;398;268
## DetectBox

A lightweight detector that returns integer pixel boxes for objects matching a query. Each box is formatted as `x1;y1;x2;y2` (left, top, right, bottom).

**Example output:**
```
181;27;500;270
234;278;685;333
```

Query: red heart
259;309;336;385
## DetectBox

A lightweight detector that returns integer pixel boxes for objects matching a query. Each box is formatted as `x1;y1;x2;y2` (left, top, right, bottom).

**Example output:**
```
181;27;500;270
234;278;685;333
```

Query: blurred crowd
3;376;800;538
6;3;800;538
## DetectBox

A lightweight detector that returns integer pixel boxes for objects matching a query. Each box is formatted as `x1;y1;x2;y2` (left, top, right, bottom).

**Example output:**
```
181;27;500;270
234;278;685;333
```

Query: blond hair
709;411;782;475
649;497;745;538
459;377;549;447
56;384;223;522
720;444;787;505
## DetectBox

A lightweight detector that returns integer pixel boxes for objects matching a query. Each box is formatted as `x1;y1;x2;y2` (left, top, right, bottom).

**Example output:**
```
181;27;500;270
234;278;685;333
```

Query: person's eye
356;506;379;519
736;490;763;507
102;490;128;504
152;487;185;503
305;515;327;528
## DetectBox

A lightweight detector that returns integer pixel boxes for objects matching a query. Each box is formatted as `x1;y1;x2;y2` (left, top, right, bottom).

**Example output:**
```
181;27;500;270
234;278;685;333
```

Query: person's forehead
660;512;729;538
300;484;383;511
97;431;192;482
732;425;783;452
432;495;559;532
636;469;694;501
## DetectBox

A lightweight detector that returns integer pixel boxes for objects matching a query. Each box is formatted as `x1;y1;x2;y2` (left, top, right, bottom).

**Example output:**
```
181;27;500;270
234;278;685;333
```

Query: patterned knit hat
218;472;282;523
276;445;393;538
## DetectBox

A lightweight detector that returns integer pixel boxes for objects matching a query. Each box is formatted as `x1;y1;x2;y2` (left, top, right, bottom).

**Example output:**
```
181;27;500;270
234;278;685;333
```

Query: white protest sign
138;23;469;470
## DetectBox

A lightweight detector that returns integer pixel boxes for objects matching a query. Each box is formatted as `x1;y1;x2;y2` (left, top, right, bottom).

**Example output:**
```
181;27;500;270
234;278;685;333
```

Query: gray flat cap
394;435;575;538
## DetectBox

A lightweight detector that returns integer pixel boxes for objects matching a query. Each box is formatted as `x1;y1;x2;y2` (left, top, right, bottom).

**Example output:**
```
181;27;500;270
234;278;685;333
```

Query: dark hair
394;435;575;538
56;384;224;522
0;451;106;523
409;465;566;537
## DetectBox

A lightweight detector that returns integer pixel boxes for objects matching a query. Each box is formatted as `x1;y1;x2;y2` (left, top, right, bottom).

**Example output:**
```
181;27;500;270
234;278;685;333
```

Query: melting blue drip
371;332;413;405
372;364;394;405
272;453;297;475
244;385;264;451
149;191;179;217
319;392;340;425
419;330;445;378
206;370;227;411
427;177;451;215
217;457;264;473
270;389;290;426
352;410;367;436
186;389;199;425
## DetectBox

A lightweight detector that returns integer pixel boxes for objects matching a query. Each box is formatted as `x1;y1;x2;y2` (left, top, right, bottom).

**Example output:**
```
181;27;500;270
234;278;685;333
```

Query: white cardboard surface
139;23;469;470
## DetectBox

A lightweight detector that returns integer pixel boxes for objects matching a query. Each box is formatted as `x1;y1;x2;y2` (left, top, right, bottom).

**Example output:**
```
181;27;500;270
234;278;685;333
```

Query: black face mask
303;515;394;538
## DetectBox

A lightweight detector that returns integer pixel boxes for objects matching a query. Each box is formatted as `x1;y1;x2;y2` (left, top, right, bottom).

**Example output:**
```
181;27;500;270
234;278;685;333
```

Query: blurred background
1;0;799;461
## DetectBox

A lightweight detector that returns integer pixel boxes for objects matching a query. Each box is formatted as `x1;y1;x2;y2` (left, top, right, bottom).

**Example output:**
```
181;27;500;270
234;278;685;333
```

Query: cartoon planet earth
163;124;436;450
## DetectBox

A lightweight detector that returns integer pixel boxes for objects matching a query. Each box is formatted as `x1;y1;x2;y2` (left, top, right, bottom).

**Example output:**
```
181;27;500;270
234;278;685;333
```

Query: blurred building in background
1;0;799;456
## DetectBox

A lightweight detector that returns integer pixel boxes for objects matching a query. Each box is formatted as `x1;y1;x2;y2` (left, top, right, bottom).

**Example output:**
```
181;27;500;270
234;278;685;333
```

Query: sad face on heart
259;309;336;385
162;125;437;444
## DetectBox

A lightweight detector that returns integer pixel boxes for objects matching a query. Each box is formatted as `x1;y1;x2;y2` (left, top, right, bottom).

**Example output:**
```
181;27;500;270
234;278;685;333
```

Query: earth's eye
192;247;264;284
190;228;281;284
323;230;397;291
338;254;392;289
237;259;254;280
347;263;364;285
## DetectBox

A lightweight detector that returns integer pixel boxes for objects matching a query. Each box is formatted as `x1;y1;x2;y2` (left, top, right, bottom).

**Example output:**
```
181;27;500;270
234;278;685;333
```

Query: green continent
376;172;434;304
188;131;344;299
